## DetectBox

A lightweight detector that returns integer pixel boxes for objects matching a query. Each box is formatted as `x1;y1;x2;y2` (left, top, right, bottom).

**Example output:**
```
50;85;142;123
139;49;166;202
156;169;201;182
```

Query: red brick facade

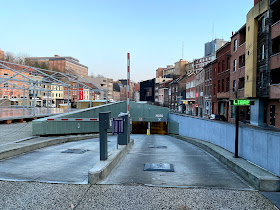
212;42;231;120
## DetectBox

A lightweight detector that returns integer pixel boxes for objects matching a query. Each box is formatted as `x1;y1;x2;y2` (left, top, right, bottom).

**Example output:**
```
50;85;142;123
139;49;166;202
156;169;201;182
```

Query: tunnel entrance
132;121;168;135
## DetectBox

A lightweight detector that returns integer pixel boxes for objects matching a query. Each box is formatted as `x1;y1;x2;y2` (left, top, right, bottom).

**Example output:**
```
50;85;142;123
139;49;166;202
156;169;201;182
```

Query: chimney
0;49;4;60
254;0;262;5
54;55;60;57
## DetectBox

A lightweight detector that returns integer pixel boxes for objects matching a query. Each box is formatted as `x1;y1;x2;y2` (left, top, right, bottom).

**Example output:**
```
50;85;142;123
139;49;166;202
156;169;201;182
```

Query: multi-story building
156;68;164;78
163;65;175;78
212;42;231;120
194;54;216;74
203;61;213;118
154;78;172;105
134;83;140;102
229;24;249;123
185;73;196;115
106;78;113;101
0;49;4;60
268;0;280;128
174;59;187;76
158;80;172;107
26;55;88;77
195;69;205;117
245;0;270;126
205;39;228;57
140;79;155;102
185;62;194;74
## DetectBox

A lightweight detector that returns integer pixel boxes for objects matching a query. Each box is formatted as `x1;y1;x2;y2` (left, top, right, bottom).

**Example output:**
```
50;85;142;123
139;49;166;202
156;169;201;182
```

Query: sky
0;0;253;82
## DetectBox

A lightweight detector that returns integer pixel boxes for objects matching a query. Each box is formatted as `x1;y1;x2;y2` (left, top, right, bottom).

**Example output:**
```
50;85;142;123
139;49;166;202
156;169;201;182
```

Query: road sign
230;100;254;106
112;118;124;135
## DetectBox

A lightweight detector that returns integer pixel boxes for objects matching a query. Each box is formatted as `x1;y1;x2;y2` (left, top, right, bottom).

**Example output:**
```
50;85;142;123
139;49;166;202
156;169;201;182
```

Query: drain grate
148;145;167;149
61;149;89;154
144;163;174;172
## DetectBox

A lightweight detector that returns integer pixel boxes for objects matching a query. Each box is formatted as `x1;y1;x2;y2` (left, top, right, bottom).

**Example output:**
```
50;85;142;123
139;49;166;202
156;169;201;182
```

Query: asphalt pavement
102;134;252;190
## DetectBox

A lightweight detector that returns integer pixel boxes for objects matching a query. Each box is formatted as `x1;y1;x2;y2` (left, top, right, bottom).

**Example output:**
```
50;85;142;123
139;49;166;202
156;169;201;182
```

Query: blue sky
0;0;253;82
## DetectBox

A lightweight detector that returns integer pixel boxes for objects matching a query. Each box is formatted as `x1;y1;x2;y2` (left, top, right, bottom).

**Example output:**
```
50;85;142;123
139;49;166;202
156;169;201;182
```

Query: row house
158;80;172;107
155;77;172;106
168;75;188;112
212;42;231;120
185;73;196;115
203;61;213;118
195;68;204;117
229;24;249;123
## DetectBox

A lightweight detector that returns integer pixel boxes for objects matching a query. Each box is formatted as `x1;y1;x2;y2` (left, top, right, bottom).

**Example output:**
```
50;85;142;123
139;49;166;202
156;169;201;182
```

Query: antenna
182;41;184;59
212;22;214;40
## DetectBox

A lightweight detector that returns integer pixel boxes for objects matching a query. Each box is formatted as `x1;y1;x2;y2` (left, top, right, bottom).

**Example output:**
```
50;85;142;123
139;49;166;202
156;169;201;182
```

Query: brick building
268;0;280;128
27;55;88;77
228;24;249;123
203;61;214;118
212;42;231;120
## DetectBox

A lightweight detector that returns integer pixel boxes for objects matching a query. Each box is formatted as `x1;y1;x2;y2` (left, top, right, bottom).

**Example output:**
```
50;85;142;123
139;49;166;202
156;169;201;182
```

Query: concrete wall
33;101;127;136
33;101;170;136
169;113;280;177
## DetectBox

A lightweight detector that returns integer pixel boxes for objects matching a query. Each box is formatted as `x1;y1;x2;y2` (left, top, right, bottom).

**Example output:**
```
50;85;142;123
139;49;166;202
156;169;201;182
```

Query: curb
0;134;99;161
88;139;134;184
171;134;280;192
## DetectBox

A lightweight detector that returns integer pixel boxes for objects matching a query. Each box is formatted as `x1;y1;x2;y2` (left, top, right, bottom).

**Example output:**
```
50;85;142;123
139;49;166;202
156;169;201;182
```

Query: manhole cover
148;145;167;149
144;163;174;172
61;149;89;154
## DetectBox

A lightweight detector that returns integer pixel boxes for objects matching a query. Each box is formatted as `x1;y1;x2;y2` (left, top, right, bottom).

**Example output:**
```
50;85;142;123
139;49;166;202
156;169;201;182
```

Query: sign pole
235;105;240;158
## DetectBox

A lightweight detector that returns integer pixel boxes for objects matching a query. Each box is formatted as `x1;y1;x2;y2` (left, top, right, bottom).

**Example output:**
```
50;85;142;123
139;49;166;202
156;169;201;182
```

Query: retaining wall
169;113;280;177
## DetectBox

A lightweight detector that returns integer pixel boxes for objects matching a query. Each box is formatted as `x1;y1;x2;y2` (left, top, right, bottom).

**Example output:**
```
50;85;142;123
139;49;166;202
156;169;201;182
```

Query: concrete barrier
0;134;99;161
169;113;280;178
88;139;134;184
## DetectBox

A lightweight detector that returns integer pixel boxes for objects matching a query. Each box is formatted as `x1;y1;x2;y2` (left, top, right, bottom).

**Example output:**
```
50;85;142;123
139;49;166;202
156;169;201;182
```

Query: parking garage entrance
132;121;168;135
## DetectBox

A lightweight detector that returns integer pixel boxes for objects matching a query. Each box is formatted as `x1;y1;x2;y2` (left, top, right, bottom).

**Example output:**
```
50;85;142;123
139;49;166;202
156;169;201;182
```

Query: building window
218;80;220;92
222;60;225;72
218;62;220;73
226;77;230;92
214;68;216;79
214;84;216;95
262;45;265;60
233;80;236;92
227;57;230;70
234;39;237;52
222;79;224;92
239;77;245;89
262;16;265;32
233;59;237;72
231;106;236;119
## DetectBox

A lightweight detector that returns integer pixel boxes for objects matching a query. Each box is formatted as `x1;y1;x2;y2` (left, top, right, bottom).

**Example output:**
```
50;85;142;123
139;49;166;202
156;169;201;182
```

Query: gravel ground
0;122;33;145
0;181;274;210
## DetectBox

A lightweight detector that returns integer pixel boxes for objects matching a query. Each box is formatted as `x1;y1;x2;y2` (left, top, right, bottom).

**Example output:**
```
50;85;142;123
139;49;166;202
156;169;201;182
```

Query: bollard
117;113;130;145
99;111;111;161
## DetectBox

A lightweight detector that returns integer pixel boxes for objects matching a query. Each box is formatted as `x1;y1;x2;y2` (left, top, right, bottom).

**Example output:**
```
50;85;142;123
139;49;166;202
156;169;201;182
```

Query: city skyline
0;0;253;82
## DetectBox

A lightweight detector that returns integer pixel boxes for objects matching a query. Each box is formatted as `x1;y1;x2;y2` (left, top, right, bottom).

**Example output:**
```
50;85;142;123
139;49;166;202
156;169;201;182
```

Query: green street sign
230;100;254;106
